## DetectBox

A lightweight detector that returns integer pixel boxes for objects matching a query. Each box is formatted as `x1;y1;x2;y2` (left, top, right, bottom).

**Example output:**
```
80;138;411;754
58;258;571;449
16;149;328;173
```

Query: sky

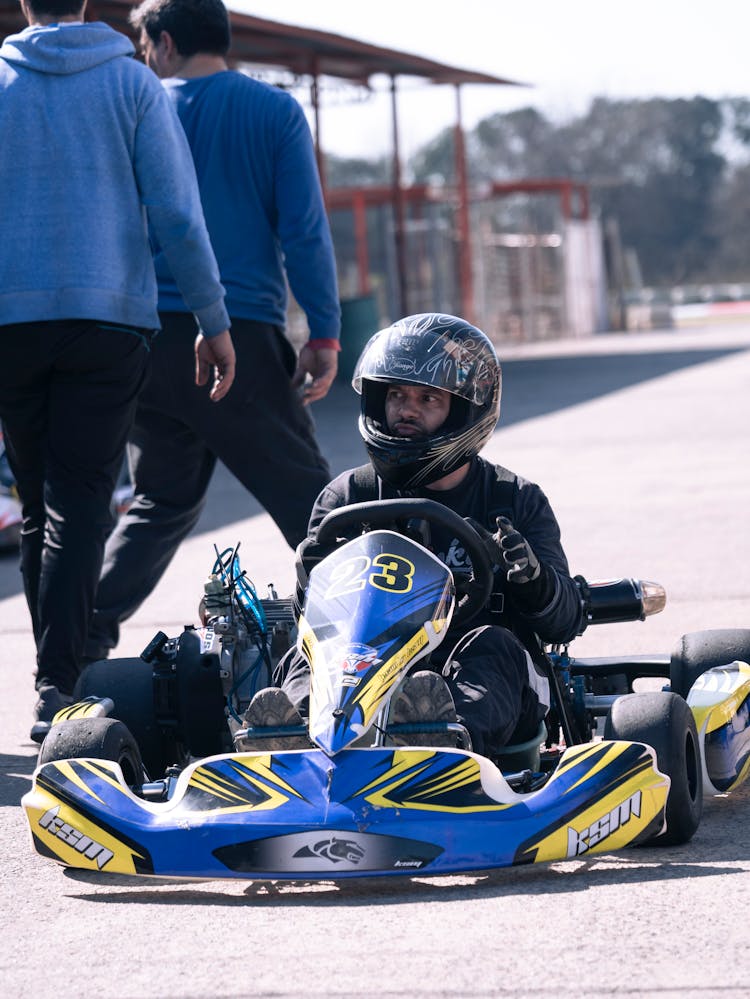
228;0;750;160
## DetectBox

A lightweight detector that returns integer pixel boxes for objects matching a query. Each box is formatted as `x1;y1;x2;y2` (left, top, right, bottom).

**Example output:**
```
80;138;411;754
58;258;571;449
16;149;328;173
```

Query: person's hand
465;515;540;585
494;516;540;585
292;344;338;404
194;329;236;402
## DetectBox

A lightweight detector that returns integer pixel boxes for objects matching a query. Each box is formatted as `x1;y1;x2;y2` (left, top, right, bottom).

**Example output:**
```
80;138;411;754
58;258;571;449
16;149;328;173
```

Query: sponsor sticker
38;806;114;870
567;790;642;857
293;836;366;865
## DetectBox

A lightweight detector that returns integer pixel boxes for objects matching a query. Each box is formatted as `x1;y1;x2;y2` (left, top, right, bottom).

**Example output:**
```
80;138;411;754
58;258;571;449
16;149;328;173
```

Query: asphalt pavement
1;320;749;999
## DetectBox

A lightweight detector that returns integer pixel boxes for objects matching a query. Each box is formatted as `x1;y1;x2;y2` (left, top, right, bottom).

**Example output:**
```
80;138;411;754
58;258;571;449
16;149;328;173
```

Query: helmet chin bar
365;407;499;490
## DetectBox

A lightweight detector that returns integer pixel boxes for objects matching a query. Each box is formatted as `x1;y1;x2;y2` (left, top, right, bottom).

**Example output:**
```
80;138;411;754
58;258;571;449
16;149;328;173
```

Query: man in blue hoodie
84;0;341;664
0;0;235;742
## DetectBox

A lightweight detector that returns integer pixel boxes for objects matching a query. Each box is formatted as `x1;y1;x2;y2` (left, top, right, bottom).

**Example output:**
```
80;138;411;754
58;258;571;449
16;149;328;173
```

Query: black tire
670;629;750;698
604;691;702;846
38;718;145;787
74;657;181;778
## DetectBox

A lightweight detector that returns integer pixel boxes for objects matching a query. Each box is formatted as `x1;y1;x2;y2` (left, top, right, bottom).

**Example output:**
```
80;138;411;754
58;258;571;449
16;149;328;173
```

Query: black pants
281;624;549;757
86;314;331;660
0;320;150;694
439;625;549;753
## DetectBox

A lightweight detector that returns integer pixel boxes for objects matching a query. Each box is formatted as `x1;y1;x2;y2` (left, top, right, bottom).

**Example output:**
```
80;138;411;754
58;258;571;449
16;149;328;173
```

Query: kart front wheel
604;691;702;846
38;717;146;787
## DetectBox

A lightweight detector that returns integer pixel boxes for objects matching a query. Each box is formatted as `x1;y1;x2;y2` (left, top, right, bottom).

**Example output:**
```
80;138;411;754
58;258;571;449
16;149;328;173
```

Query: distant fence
288;180;609;353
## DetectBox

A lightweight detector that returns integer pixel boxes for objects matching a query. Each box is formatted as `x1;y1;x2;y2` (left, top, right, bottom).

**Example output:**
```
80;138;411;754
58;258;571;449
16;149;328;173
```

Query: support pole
391;75;407;316
309;61;326;194
353;192;371;295
454;84;474;323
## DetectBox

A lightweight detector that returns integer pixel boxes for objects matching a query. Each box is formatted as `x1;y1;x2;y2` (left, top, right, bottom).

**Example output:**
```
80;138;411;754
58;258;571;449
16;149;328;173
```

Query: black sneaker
30;685;74;745
239;687;310;751
389;670;458;747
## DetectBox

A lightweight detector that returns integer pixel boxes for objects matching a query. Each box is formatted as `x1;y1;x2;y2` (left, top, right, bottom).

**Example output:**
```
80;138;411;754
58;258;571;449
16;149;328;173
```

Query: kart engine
139;545;297;757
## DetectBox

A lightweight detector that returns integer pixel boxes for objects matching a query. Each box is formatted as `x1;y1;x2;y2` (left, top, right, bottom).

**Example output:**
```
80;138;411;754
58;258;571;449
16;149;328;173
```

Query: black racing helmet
352;313;501;489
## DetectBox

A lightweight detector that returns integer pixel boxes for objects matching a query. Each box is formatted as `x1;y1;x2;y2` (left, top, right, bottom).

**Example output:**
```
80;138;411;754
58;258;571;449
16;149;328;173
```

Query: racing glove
494;516;541;585
466;515;555;609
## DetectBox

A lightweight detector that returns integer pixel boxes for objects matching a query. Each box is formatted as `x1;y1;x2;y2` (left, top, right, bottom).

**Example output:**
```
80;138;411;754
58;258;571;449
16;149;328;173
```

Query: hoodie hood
0;22;134;76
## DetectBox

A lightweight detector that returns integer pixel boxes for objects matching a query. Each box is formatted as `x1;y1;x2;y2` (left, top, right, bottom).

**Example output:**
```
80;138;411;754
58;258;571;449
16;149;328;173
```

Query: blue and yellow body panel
23;739;668;880
687;661;750;794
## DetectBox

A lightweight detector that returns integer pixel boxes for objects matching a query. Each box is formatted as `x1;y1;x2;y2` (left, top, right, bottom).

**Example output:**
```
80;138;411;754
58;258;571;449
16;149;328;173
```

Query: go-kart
22;500;750;880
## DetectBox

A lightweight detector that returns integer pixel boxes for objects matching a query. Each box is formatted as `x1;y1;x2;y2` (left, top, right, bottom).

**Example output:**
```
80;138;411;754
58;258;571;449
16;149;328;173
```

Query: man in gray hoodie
0;0;235;742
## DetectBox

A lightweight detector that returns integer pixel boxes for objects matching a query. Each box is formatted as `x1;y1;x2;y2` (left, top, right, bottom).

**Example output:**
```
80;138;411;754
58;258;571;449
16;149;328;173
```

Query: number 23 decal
326;552;415;598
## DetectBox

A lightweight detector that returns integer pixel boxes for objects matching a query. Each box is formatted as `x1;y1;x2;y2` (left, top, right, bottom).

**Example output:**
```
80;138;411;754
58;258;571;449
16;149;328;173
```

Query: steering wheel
315;498;494;627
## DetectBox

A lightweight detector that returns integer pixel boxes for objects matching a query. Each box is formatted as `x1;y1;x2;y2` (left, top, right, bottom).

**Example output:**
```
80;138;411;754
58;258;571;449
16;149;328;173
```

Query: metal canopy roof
216;10;522;88
0;0;522;89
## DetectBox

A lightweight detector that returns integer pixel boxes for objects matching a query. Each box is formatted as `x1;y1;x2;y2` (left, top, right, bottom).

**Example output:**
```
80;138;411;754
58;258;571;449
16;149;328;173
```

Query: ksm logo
567;790;642;857
38;806;114;869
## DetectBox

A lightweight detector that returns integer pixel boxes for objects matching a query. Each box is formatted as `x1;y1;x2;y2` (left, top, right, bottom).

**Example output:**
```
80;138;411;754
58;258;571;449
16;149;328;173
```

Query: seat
493;720;547;773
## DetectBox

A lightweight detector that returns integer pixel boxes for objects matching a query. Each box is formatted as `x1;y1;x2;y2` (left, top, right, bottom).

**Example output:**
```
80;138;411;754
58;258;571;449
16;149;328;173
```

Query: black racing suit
281;455;584;756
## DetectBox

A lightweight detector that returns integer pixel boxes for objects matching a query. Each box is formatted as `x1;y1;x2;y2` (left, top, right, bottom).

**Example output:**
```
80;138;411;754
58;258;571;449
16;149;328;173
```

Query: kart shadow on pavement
62;848;743;906
0;752;37;807
59;783;750;903
61;781;750;903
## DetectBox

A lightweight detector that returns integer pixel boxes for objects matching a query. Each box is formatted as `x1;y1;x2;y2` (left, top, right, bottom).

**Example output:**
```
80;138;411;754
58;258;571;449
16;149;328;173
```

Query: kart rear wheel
670;629;750;698
74;657;183;779
604;691;702;846
38;717;145;787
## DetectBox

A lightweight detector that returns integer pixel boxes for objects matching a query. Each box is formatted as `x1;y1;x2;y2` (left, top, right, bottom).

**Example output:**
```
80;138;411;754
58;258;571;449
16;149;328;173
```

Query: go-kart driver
246;313;584;756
